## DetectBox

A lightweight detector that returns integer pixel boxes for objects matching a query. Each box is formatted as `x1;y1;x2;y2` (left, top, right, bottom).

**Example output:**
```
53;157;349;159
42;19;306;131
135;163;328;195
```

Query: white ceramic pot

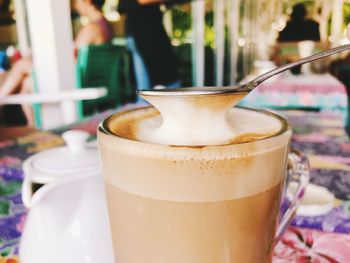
19;130;114;263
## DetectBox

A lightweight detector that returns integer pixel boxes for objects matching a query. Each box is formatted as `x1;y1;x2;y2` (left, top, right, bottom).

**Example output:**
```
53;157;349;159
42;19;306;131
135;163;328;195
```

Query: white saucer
289;182;335;217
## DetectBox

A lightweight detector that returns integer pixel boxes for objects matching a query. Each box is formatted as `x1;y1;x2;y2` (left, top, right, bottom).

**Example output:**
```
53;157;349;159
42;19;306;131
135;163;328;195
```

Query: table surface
1;106;350;262
240;72;348;112
0;126;36;142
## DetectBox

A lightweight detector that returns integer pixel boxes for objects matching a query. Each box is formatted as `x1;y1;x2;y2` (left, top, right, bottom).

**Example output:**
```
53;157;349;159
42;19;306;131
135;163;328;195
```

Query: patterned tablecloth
1;107;350;262
240;73;347;113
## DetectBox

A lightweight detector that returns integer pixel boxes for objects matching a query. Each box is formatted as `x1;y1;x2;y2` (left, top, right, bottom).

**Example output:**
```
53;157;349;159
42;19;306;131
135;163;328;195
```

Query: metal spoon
139;43;350;99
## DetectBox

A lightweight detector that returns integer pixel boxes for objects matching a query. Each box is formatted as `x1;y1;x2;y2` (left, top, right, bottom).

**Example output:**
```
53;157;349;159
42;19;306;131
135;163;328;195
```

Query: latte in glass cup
98;91;291;263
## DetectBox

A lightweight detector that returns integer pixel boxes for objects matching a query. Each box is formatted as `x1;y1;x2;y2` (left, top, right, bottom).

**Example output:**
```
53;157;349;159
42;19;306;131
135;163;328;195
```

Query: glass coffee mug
98;89;309;263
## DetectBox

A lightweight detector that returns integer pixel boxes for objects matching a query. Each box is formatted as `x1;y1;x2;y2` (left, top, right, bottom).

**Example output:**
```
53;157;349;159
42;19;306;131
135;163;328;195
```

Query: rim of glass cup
99;106;290;148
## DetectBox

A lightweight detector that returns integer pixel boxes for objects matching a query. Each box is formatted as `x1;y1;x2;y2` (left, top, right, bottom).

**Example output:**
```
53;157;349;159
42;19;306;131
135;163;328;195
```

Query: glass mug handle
275;149;310;241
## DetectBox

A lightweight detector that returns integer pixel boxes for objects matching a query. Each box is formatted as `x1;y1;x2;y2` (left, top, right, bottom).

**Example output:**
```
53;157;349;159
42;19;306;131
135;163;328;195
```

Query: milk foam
133;93;282;146
99;127;290;202
137;107;282;145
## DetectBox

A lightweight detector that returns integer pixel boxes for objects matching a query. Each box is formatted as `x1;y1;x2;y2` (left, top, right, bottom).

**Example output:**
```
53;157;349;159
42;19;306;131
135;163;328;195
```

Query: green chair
76;43;135;118
2;43;134;129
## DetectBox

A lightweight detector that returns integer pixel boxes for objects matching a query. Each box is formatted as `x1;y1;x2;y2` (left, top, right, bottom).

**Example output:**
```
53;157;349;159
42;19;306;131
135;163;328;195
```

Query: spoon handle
252;43;350;86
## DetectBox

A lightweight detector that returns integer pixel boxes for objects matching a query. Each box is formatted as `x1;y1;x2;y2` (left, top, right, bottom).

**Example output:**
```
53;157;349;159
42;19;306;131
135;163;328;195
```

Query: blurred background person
278;3;320;42
0;0;112;126
275;3;320;74
118;0;180;92
0;0;13;24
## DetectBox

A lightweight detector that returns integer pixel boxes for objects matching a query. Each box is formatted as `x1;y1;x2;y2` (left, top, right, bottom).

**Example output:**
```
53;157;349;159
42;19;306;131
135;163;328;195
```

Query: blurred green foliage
171;4;215;46
344;3;350;25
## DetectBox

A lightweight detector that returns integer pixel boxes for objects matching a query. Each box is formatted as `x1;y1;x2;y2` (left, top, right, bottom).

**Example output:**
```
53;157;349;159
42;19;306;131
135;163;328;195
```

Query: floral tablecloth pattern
1;108;350;262
240;73;347;113
272;110;350;262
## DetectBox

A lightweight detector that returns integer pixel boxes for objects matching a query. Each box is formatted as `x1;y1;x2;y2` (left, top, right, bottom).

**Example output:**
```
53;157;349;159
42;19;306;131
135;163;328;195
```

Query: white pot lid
24;130;100;184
